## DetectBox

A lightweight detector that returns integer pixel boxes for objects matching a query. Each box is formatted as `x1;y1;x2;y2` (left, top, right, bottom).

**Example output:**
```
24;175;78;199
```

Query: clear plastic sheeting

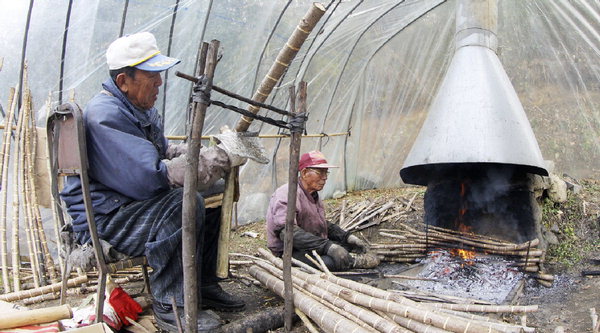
1;0;599;224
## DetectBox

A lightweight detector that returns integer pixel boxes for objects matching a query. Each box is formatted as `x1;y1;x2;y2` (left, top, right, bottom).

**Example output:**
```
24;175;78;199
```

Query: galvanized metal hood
400;0;548;186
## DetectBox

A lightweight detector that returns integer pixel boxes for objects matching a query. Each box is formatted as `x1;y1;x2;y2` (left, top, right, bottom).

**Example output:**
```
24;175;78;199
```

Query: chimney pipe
400;0;548;186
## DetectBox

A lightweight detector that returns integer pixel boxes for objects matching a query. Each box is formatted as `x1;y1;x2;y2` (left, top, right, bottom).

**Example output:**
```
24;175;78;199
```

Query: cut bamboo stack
0;64;59;294
327;195;553;287
374;223;553;287
252;248;537;333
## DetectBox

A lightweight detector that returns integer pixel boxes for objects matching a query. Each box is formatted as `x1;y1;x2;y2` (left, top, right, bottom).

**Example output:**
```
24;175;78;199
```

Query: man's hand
326;243;351;270
347;234;369;253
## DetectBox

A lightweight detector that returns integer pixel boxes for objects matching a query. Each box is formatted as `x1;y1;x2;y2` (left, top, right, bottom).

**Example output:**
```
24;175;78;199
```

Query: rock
543;230;559;245
548;174;568;203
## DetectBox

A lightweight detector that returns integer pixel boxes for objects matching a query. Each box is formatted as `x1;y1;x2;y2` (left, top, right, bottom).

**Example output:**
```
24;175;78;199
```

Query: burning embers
396;250;524;304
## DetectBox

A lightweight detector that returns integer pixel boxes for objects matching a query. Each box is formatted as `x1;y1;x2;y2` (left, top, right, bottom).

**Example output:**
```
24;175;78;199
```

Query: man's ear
115;73;129;92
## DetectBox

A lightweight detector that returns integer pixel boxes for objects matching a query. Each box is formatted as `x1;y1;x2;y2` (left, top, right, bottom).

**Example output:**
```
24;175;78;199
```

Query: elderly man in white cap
61;32;245;332
266;151;378;271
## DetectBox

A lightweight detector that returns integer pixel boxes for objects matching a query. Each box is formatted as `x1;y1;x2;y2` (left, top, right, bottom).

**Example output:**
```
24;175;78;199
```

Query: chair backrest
46;102;107;272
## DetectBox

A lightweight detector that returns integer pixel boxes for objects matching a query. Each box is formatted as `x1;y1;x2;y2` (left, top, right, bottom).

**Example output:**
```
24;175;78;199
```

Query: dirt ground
22;177;600;332
223;177;600;333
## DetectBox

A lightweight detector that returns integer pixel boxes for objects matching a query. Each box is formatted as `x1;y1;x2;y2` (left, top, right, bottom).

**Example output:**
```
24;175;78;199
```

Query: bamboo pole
254;260;404;333
0;304;72;330
24;95;56;283
300;289;379;333
0;275;87;302
1;87;17;293
249;265;370;333
16;90;41;288
22;91;46;287
294;309;320;333
234;2;325;132
258;248;504;333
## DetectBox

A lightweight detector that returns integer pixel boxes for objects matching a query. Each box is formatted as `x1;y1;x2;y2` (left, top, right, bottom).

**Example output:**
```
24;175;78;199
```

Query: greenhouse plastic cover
1;0;599;224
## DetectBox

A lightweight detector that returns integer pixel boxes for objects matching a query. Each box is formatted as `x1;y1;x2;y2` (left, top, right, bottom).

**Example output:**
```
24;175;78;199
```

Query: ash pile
389;250;525;304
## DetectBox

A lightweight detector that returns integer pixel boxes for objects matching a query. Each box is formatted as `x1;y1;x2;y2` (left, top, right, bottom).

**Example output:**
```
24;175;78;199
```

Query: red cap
298;150;338;171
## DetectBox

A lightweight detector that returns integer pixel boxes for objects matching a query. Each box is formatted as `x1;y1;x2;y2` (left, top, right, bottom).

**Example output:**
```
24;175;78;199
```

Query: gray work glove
326;243;351;271
346;234;369;253
212;127;269;167
165;142;188;159
163;146;229;190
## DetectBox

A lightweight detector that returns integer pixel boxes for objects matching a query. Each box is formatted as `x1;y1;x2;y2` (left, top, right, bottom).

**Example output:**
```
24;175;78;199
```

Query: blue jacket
60;79;171;232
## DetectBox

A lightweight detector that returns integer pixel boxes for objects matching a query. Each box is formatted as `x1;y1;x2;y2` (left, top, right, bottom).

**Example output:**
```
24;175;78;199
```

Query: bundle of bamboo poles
374;222;554;287
251;248;537;333
0;63;58;294
327;193;420;232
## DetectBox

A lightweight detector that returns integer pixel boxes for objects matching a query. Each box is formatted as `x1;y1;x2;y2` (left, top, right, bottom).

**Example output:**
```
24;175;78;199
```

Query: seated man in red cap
266;150;377;271
60;32;246;332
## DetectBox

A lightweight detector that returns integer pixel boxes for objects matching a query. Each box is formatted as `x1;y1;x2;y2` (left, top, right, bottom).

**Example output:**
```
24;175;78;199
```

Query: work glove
165;142;188;159
326;243;351;271
346;234;369;253
163;146;229;190
212;126;269;168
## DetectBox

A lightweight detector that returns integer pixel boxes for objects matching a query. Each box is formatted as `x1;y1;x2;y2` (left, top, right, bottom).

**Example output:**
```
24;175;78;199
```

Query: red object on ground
108;287;142;326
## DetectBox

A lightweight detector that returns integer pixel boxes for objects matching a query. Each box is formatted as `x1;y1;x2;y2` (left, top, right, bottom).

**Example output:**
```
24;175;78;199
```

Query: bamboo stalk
258;248;504;333
24;95;57;283
311;250;331;276
23;92;47;287
423;302;538;313
250;265;369;333
0;304;72;330
234;3;326;132
294;309;321;333
300;285;379;333
22;292;60;305
376;310;450;333
17;90;42;288
0;275;87;302
0;86;18;292
303;253;324;272
255;260;402;333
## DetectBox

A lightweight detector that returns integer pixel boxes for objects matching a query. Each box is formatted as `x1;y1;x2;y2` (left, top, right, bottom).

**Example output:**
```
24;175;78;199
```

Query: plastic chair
47;102;151;323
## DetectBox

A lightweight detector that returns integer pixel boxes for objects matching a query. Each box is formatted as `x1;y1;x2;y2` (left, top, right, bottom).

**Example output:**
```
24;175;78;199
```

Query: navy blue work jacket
60;78;171;232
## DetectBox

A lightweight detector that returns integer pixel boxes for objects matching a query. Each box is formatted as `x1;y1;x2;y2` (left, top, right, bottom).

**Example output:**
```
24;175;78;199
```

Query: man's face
118;69;163;110
300;168;330;193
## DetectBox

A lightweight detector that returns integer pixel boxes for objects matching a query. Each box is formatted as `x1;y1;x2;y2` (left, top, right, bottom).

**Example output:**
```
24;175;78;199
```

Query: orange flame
451;248;476;261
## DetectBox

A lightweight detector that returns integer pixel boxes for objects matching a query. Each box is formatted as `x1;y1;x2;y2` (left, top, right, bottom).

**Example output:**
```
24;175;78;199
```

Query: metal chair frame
47;102;151;323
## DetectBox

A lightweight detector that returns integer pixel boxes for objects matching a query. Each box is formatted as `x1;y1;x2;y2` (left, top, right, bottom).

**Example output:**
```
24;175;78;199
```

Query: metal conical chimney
400;0;548;186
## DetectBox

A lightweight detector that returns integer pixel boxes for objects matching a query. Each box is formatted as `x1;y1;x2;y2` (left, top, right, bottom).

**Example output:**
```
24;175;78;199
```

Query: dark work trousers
75;187;221;307
290;241;353;272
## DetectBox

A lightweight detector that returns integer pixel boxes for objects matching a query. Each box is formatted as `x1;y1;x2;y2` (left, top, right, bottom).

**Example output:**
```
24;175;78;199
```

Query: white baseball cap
106;32;180;71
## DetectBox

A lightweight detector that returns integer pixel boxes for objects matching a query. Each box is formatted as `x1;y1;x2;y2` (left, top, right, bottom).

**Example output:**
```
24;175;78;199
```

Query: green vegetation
542;189;600;268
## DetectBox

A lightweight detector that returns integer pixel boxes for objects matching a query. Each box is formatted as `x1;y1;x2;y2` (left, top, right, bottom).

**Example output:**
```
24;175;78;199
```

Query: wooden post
282;81;306;331
216;171;235;278
216;1;326;280
181;40;219;333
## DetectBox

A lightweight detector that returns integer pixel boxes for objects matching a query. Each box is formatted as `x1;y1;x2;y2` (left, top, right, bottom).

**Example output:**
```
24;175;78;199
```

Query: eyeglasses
308;168;330;177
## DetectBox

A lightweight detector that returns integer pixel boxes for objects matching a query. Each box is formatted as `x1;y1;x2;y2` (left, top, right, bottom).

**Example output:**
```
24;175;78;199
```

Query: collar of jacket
101;78;161;129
